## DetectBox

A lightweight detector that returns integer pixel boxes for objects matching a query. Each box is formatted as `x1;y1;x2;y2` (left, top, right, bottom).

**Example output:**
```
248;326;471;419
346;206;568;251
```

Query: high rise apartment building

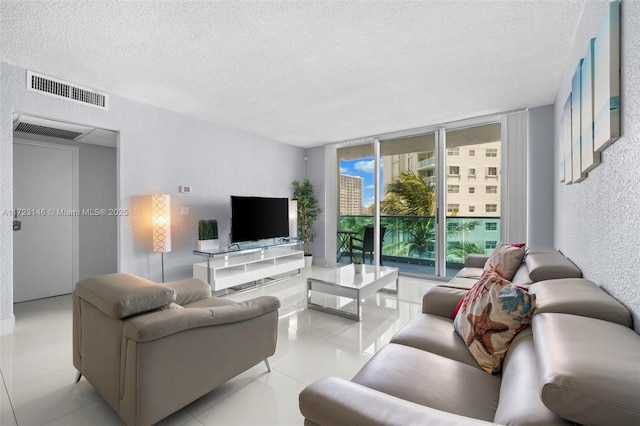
340;174;364;215
382;131;501;218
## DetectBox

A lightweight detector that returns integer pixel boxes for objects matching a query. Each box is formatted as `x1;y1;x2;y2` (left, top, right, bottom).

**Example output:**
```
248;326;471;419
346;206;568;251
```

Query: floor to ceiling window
335;119;504;279
444;123;502;277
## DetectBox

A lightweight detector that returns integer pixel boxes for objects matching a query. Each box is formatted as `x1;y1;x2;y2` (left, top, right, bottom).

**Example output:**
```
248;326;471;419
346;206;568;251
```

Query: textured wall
0;62;306;326
527;105;554;247
554;0;640;331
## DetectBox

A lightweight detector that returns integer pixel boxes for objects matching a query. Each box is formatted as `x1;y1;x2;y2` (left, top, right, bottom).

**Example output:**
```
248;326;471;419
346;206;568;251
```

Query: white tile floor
0;267;438;426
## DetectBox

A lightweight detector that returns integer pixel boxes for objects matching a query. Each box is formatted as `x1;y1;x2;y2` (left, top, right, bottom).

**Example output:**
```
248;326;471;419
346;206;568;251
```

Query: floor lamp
152;194;171;283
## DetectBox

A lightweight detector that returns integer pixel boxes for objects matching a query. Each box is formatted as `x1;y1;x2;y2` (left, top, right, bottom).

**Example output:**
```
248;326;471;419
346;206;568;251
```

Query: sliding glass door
335;122;502;278
378;133;438;274
444;123;502;277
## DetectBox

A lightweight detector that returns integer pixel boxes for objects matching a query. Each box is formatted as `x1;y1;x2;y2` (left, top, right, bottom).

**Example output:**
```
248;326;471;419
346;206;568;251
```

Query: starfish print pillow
453;269;536;374
482;243;525;280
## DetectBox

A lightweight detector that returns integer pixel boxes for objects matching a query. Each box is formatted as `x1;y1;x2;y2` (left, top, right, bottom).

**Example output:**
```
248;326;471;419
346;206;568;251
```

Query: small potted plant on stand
293;179;321;268
197;219;219;251
353;257;363;274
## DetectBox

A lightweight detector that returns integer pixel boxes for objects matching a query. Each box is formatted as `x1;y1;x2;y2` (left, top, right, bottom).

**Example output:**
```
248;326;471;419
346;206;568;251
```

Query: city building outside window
447;147;459;156
447;185;460;193
469;206;475;212
485;204;497;213
486;148;498;157
468;168;476;177
485;222;497;231
486;167;498;176
469;187;475;194
485;241;498;249
448;166;459;176
486;185;497;194
447;203;459;213
468;149;475;157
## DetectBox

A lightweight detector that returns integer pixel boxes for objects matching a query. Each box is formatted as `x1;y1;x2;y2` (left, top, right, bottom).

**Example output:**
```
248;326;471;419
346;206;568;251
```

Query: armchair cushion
75;273;175;319
123;295;281;343
164;278;212;305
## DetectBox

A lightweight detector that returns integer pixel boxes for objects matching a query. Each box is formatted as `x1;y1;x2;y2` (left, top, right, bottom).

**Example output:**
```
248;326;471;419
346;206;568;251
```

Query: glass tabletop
307;264;398;289
193;239;301;257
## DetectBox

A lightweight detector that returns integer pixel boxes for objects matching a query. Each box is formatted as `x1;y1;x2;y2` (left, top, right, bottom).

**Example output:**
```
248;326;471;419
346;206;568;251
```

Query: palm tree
381;171;478;260
381;171;436;258
446;241;485;263
381;171;434;216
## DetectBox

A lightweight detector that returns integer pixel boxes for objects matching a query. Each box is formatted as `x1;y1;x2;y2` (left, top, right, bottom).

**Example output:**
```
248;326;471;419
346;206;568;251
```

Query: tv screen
230;196;290;243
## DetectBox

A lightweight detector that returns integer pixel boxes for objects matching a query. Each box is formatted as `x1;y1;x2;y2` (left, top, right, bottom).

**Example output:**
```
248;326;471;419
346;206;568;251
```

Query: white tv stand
193;241;304;291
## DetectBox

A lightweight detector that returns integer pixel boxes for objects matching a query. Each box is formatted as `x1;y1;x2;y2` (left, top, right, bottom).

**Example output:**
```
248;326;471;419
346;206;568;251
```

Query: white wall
554;0;640;331
527;105;554;247
0;62;306;331
305;145;327;264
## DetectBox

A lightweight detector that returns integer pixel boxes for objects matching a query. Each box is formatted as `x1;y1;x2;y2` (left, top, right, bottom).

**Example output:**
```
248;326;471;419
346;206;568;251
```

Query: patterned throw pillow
483;243;525;280
453;269;536;374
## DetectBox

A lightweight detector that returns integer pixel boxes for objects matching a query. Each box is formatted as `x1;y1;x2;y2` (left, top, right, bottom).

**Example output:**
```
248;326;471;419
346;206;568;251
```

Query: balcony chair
72;273;280;426
350;225;387;265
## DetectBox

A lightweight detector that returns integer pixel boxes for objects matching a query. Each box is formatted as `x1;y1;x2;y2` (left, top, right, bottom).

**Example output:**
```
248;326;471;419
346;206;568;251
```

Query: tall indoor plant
292;179;321;267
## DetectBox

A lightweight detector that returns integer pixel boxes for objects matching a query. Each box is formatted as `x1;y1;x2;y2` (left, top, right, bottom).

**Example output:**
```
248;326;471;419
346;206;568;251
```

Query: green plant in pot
292;179;321;266
353;257;363;274
197;219;219;251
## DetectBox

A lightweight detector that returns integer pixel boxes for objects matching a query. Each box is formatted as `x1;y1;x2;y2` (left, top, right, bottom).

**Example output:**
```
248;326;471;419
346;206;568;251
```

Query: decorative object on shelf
353;257;363;274
197;219;219;251
292;179;321;268
152;194;171;283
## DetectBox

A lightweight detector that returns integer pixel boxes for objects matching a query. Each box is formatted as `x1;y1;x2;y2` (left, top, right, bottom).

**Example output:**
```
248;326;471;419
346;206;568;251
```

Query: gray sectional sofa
299;248;640;425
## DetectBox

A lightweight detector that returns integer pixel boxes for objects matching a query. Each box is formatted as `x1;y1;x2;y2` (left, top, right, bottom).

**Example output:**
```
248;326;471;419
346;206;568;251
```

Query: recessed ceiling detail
27;71;109;110
14;122;83;140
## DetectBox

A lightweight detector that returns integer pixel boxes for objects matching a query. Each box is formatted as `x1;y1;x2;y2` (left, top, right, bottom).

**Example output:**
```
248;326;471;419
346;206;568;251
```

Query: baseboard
0;315;15;335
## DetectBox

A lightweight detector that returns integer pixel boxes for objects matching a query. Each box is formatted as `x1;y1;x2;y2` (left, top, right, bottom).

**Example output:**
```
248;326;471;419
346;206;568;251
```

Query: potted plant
353;257;363;274
292;179;321;268
197;219;219;251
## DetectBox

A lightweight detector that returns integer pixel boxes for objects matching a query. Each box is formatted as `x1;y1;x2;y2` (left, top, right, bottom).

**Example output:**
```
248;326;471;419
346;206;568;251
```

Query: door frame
14;139;80;291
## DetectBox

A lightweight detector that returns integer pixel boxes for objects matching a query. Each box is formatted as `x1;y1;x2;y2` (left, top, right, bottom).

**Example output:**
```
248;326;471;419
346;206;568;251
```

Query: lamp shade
152;194;171;253
288;199;297;239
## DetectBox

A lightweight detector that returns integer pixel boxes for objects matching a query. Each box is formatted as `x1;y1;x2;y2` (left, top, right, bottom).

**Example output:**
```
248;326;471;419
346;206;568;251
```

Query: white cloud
340;167;349;174
363;196;375;207
354;160;374;173
366;184;375;189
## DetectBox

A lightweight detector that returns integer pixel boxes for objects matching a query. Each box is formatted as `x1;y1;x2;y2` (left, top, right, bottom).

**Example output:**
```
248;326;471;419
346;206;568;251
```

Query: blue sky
340;158;384;208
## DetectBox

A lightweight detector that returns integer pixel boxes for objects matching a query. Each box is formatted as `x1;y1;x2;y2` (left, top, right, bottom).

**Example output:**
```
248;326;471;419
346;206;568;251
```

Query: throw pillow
453;270;536;374
483;243;525;280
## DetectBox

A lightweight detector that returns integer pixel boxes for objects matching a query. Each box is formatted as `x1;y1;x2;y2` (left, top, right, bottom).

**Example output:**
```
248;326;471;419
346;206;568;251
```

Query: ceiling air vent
14;122;84;140
27;71;109;110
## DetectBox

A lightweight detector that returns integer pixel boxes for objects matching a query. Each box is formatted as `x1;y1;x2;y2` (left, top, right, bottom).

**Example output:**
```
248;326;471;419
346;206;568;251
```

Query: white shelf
193;246;304;291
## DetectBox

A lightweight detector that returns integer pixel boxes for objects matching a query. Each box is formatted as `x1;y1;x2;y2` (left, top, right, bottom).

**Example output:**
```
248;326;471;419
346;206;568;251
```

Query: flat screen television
230;196;290;243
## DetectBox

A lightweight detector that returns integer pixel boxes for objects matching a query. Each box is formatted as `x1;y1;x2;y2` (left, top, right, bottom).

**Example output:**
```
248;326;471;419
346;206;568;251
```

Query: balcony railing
338;215;500;277
415;157;436;170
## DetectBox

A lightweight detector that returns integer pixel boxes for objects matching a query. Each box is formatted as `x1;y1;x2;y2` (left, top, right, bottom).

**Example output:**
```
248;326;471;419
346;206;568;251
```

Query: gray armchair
72;273;280;426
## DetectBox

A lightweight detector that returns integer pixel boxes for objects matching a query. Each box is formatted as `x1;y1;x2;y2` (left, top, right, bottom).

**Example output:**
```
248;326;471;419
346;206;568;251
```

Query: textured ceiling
0;0;586;147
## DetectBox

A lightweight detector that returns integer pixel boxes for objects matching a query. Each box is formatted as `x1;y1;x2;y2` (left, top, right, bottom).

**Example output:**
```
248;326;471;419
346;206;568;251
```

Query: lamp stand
161;252;165;283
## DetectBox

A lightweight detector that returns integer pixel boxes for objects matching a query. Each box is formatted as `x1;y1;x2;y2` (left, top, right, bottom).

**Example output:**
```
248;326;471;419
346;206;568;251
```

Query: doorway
13;140;78;302
12;115;118;302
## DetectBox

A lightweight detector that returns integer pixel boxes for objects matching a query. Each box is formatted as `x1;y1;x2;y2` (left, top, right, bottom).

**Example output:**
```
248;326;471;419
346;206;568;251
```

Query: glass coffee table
306;264;399;321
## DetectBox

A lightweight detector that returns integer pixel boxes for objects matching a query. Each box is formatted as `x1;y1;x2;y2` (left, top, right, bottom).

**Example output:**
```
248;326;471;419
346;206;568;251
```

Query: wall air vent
27;71;109;110
14;122;84;140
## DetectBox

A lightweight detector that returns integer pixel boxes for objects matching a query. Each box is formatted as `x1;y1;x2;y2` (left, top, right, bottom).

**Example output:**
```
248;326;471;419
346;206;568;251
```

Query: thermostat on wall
179;186;192;193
